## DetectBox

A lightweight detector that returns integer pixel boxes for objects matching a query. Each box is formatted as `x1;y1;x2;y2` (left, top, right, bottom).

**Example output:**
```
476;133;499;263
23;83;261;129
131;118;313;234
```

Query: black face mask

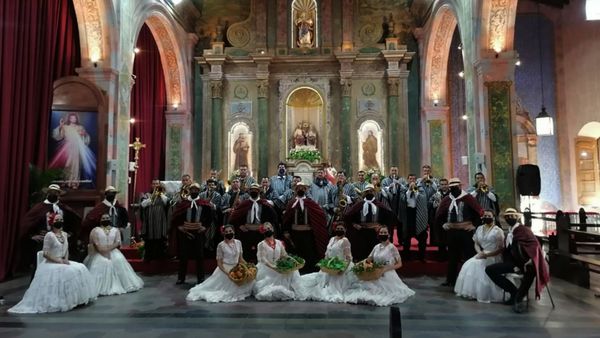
316;178;326;187
505;218;518;226
190;192;200;199
224;233;234;240
105;194;116;202
101;220;111;226
450;187;461;197
482;217;494;224
297;190;305;197
264;230;273;238
335;230;345;237
47;195;58;203
378;235;389;242
250;191;259;199
365;193;375;200
53;221;64;229
278;168;286;176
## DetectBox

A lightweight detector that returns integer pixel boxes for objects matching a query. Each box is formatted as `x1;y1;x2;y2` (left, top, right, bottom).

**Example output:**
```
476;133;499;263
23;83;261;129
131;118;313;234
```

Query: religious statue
387;13;396;38
292;121;318;149
296;11;314;48
362;130;379;169
233;133;250;169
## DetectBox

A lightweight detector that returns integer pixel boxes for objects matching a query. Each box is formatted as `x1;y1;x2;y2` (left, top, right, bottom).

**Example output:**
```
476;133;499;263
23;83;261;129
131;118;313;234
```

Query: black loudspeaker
516;164;541;196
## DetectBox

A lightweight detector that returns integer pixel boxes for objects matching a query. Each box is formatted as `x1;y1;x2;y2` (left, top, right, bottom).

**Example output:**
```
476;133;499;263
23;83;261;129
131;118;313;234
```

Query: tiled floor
1;274;599;338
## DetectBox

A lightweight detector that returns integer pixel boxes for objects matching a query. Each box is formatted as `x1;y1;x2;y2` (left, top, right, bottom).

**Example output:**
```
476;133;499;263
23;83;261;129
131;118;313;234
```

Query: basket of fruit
317;256;349;275
228;262;257;286
352;259;385;281
275;255;305;274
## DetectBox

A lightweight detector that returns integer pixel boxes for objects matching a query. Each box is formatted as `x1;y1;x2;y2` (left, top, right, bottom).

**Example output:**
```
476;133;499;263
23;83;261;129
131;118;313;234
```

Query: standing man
381;166;406;240
277;175;305;210
310;168;333;217
140;179;169;261
430;178;450;259
329;171;358;223
435;178;483;287
203;169;225;196
171;174;193;206
199;178;222;252
353;170;368;193
486;208;550;313
228;183;278;262
282;182;328;273
270;162;292;200
171;183;212;285
236;164;255;193
401;174;429;262
469;172;500;217
259;177;278;204
81;186;128;244
220;178;247;225
370;173;391;209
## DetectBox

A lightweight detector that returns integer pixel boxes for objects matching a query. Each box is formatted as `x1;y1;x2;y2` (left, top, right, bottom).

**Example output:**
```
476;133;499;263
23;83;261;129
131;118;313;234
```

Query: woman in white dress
83;214;143;296
187;225;253;302
301;223;355;303
454;210;505;303
253;222;307;301
346;226;415;306
9;214;97;313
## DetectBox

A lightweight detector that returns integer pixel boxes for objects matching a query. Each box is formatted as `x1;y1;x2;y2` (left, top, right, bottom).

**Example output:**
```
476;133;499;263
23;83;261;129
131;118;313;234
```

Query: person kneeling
84;214;144;296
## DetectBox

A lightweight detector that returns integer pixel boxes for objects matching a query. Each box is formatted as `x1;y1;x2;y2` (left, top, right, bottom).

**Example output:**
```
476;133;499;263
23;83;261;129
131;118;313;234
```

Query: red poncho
282;198;329;258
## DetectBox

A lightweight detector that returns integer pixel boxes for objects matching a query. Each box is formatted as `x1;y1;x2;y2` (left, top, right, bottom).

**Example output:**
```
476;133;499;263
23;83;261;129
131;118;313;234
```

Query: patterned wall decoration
167;125;182;180
488;0;509;52
428;120;444;178
147;16;182;105
358;99;381;115
429;9;455;101
81;0;104;62
486;81;515;209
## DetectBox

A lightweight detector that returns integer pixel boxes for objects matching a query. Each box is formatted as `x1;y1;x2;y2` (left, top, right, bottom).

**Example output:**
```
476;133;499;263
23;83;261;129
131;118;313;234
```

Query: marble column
340;78;352;173
421;106;451;178
257;80;269;178
210;80;223;170
387;78;400;167
165;110;192;180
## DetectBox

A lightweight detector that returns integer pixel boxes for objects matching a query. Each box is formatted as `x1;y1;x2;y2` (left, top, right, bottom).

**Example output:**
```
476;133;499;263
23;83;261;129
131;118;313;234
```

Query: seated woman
9;214;97;313
301;223;355;303
345;226;415;306
187;225;253;302
253;222;306;301
83;213;143;296
455;209;505;303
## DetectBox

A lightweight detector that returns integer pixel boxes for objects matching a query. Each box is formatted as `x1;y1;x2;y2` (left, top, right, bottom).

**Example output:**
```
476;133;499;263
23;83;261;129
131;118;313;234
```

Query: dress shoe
175;279;185;285
503;296;515;305
513;299;527;313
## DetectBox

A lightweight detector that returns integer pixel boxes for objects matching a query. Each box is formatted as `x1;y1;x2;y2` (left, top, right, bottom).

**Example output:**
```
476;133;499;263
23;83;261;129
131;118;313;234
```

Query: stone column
165;110;192;180
210;80;223;170
253;53;271;178
336;52;356;174
421;106;451;178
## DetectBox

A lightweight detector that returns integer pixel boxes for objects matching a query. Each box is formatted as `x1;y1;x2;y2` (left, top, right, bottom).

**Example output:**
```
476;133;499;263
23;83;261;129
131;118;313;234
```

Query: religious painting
286;87;323;152
195;0;251;45
358;120;383;172
291;0;318;48
228;122;253;177
355;0;415;45
230;101;252;117
358;99;381;115
47;110;98;190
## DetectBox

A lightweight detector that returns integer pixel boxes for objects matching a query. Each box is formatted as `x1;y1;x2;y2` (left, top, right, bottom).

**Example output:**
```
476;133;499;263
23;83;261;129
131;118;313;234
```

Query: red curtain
0;0;80;280
130;24;167;198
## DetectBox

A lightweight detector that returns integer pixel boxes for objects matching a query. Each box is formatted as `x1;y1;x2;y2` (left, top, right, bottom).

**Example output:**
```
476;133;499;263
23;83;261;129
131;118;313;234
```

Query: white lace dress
454;225;505;303
345;243;415;306
83;227;143;296
301;237;356;303
187;239;253;303
253;239;307;301
8;232;97;313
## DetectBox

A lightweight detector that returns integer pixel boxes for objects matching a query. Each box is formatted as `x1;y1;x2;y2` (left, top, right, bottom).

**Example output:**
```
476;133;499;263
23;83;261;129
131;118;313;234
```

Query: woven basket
354;267;384;281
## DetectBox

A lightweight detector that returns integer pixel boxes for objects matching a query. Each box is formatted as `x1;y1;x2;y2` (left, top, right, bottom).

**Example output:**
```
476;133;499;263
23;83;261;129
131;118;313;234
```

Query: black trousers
238;230;263;263
290;230;318;273
403;207;427;260
485;261;536;301
350;227;379;262
177;232;204;282
446;229;476;284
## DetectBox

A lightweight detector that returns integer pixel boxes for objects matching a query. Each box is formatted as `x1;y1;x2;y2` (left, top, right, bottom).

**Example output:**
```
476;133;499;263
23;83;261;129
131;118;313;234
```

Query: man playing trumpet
468;172;499;217
170;183;212;285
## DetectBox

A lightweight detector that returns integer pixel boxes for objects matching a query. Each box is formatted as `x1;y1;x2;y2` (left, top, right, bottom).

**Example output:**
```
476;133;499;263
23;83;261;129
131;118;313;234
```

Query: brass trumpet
180;185;190;200
479;184;489;193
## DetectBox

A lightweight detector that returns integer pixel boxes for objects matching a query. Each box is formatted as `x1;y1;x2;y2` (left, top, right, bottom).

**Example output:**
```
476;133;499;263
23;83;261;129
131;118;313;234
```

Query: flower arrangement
130;238;145;259
275;255;305;273
228;169;240;185
365;168;382;183
287;147;321;162
317;256;348;275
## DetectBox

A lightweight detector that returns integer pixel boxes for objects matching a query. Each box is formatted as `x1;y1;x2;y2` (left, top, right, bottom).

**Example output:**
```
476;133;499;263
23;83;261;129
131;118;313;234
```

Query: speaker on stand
516;164;541;226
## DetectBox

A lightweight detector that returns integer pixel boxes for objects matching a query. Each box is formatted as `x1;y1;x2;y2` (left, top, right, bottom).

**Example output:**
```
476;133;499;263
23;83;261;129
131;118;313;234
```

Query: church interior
1;0;600;337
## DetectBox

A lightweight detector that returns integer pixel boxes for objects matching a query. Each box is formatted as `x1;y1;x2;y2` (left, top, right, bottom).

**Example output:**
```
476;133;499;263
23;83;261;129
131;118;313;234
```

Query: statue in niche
387;13;396;38
362;130;379;169
292;121;318;149
233;133;250;169
296;11;314;48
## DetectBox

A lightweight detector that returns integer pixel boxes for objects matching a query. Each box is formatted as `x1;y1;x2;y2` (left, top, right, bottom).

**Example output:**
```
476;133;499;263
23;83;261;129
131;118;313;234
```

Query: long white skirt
187;263;253;303
83;249;144;296
345;270;415;306
253;263;307;301
8;261;97;314
454;255;504;303
301;263;356;303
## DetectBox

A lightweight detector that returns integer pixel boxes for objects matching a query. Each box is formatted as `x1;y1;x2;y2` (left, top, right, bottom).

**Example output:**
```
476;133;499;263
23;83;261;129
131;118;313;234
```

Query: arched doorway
284;86;326;157
576;122;600;207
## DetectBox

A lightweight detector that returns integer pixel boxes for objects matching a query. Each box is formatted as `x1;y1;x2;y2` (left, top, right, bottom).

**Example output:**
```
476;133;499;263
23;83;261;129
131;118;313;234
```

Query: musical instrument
150;186;164;203
179;184;190;200
479;184;489;193
231;190;241;209
337;181;348;208
423;175;432;186
374;183;382;193
240;179;247;193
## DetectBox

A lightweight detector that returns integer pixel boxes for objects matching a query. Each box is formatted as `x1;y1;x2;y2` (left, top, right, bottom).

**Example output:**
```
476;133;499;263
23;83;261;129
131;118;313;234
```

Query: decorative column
383;48;413;175
253;53;271;178
336;52;356;174
420;106;451;178
165;110;192;180
210;79;223;170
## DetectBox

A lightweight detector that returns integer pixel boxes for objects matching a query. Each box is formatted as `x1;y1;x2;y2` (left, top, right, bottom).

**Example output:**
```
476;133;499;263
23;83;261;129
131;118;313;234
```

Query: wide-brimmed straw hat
502;207;523;217
43;184;66;195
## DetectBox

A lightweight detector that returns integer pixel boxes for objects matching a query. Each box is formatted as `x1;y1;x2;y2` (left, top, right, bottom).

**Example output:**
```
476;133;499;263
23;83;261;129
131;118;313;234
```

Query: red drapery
0;0;80;280
130;24;167;198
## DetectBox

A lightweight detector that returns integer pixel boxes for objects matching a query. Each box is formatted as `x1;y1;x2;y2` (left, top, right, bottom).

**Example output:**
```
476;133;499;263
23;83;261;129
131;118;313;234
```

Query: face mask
297;190;305;197
505;218;518;226
224;233;234;240
53;221;64;229
190;192;199;199
378;235;389;242
365;193;374;200
105;194;116;202
278;168;286;176
482;217;494;224
101;220;111;226
335;230;345;237
264;230;273;238
47;195;58;203
450;187;461;196
250;191;259;199
317;178;326;186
